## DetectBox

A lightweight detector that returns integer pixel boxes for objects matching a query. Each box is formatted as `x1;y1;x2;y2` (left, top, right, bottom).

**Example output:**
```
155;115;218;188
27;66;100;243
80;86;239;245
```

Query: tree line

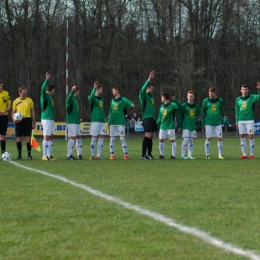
1;0;260;123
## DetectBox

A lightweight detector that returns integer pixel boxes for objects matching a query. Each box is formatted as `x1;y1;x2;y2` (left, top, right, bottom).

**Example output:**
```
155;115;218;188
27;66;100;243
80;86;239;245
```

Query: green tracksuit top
201;97;224;126
235;90;260;123
88;86;106;123
157;101;179;130
108;96;134;125
139;80;156;120
178;102;200;131
40;79;54;120
66;90;80;124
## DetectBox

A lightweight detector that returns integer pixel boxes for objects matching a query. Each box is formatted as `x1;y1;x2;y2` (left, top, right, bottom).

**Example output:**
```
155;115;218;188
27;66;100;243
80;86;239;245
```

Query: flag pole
65;19;69;140
66;19;69;98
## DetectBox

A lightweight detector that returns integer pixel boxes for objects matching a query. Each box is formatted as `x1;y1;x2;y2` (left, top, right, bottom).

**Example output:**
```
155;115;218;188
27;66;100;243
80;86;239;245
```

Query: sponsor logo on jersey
99;101;103;108
189;109;195;117
163;109;167;116
113;104;118;110
242;101;247;108
211;104;217;111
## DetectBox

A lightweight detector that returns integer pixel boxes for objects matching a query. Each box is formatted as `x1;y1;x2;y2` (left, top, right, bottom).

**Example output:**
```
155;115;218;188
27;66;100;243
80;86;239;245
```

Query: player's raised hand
257;81;260;89
94;81;99;87
148;70;155;81
131;104;135;108
46;71;51;79
72;85;77;91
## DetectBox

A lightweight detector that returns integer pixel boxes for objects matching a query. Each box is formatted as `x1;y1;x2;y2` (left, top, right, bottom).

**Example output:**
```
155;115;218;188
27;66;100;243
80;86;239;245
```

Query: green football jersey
201;97;224;126
235;90;260;123
108;96;134;125
88;86;106;123
177;102;200;131
40;79;54;120
157;101;179;130
139;80;156;120
66;90;80;124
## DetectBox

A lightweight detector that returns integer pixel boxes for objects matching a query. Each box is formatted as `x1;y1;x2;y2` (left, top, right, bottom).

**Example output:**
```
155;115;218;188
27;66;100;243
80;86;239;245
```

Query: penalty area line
10;161;260;260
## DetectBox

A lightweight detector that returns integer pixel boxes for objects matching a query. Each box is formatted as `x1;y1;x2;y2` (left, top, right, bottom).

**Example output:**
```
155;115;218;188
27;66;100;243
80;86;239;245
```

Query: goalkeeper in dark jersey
139;70;157;160
235;82;260;159
201;87;224;159
178;91;200;159
40;71;56;161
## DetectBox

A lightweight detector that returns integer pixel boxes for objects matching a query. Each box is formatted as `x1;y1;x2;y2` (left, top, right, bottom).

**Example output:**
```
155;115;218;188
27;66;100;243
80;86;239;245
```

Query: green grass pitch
1;137;260;259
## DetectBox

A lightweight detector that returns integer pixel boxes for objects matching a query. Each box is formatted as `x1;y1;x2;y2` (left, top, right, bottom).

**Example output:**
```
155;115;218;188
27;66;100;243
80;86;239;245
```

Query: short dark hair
47;84;55;92
241;84;248;89
112;85;121;93
209;87;216;93
161;92;170;100
148;84;155;88
96;84;102;90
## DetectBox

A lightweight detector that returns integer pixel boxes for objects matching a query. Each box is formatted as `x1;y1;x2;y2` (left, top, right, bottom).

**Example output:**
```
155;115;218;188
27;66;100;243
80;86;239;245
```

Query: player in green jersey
178;90;199;159
66;85;82;160
157;92;180;159
139;70;157;160
40;71;56;161
201;87;224;159
88;81;106;160
235;82;260;159
108;85;135;160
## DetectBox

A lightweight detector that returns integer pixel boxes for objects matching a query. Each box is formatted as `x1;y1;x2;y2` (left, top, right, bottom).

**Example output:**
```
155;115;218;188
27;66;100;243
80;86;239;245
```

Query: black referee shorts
16;118;32;137
143;118;158;133
0;116;8;135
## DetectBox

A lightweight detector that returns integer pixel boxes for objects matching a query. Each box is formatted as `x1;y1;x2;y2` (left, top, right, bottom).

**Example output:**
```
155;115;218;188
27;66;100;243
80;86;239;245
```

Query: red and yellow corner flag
31;131;41;152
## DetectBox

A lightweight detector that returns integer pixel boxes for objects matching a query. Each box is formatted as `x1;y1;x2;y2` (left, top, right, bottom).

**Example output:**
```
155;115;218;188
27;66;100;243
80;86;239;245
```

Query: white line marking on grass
10;161;260;260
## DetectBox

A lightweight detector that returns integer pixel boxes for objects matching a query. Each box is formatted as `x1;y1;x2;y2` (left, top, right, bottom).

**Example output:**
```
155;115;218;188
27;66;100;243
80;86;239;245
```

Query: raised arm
66;88;75;106
139;70;155;101
88;81;99;104
253;81;260;102
40;72;51;105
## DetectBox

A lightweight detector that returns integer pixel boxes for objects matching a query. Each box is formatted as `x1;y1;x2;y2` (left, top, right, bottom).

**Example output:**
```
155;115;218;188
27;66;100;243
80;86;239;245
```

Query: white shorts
159;129;175;140
205;125;222;138
67;124;82;137
110;125;125;137
41;119;55;136
182;129;196;138
238;120;254;135
90;122;106;136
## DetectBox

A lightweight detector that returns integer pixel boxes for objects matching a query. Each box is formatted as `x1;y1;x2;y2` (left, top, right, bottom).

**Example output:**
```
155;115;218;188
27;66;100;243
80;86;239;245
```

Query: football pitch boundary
10;161;260;260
